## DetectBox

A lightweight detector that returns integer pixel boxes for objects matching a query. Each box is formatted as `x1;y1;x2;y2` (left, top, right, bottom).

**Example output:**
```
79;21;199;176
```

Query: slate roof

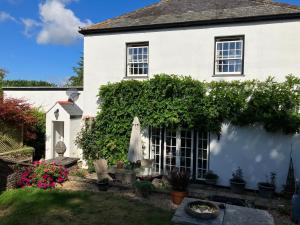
58;101;83;118
80;0;300;34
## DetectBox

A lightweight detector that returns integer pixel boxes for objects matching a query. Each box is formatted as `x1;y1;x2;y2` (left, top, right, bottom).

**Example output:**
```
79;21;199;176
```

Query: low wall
3;87;83;112
0;159;32;191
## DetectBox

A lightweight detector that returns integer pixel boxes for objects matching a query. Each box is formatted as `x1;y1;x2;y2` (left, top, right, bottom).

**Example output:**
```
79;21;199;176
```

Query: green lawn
0;188;173;225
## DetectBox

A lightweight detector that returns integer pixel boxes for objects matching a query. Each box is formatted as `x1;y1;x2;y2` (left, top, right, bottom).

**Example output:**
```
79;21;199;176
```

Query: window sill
212;74;245;78
123;75;149;80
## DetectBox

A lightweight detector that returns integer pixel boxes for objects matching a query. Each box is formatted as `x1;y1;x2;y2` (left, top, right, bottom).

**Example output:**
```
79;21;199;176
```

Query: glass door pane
196;132;209;180
164;129;177;173
179;129;193;174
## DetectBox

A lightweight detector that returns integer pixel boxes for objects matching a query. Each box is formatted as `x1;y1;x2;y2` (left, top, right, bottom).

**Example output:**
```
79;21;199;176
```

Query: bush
18;161;68;189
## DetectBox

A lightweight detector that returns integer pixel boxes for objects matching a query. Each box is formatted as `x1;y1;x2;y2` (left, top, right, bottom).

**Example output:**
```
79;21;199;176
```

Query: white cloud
22;18;41;37
0;11;16;22
22;0;91;45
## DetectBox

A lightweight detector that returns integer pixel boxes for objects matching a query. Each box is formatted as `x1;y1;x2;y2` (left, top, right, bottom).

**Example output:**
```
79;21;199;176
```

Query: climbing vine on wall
76;74;300;165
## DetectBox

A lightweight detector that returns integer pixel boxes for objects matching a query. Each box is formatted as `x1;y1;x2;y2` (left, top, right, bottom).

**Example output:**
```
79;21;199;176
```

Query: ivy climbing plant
76;74;300;165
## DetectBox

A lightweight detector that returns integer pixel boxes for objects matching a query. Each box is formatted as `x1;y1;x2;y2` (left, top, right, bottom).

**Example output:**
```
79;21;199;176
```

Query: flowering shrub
18;161;69;189
0;97;38;140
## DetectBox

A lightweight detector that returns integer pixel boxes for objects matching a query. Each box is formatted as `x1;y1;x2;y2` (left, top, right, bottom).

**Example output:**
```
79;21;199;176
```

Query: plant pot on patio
258;182;275;198
230;180;246;194
230;167;246;194
168;168;190;205
171;191;188;205
97;178;109;191
258;172;276;198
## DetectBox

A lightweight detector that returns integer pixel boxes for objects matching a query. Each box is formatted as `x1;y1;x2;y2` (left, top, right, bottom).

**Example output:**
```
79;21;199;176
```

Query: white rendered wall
210;124;300;191
84;20;300;116
3;89;83;112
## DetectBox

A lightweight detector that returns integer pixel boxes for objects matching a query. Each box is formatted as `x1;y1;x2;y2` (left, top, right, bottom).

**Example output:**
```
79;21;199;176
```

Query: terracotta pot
116;161;124;169
171;191;187;205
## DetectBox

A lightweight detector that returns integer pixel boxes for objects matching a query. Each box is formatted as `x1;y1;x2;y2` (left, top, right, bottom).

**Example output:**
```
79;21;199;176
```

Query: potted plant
134;180;154;198
230;167;246;194
169;168;190;205
97;178;109;191
258;172;276;198
204;170;219;185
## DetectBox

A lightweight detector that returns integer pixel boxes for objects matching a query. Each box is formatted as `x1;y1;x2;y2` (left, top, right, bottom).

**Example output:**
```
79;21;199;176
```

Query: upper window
127;43;149;77
215;36;244;75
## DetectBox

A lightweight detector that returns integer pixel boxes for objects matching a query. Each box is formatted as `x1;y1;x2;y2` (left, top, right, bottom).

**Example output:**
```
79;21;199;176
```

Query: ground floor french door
149;128;210;180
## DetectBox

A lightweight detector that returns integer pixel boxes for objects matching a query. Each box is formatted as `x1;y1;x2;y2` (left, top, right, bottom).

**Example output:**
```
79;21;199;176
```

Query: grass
0;188;173;225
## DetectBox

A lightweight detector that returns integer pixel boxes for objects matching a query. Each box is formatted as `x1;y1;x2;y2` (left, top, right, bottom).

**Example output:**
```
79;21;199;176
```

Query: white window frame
214;37;244;75
126;43;149;77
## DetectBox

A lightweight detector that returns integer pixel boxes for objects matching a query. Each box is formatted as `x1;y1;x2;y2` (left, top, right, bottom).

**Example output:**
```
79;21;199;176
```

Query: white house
6;0;300;191
76;0;300;190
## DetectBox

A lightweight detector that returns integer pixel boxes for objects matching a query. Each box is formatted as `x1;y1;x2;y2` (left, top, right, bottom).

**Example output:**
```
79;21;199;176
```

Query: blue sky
0;0;299;84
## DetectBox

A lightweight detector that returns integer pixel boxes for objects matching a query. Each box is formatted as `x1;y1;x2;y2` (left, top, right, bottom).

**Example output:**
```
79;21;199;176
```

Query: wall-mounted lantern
54;109;59;120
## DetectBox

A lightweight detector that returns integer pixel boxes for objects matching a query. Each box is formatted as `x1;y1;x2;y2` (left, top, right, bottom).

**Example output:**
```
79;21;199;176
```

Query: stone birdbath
46;141;79;169
172;198;275;225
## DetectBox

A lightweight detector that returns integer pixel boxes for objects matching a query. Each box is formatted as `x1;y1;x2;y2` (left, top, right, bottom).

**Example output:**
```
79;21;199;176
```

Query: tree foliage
0;97;38;140
0;68;7;97
76;74;300;165
67;55;83;86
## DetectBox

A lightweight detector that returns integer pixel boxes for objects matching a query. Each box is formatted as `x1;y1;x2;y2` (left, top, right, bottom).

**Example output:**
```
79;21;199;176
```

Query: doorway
52;121;64;158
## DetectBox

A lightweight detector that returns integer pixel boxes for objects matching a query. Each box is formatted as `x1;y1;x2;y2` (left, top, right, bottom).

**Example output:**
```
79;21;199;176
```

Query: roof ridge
80;0;300;33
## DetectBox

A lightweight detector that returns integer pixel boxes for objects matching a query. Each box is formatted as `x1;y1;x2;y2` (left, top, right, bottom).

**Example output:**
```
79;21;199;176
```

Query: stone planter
258;183;275;198
171;191;188;205
230;180;246;194
123;171;136;185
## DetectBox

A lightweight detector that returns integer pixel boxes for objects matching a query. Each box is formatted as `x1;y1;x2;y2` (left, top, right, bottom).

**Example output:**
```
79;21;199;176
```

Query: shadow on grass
0;188;173;225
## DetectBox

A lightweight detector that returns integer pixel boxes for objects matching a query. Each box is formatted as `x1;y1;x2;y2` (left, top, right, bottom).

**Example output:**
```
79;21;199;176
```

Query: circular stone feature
185;200;220;220
55;141;67;157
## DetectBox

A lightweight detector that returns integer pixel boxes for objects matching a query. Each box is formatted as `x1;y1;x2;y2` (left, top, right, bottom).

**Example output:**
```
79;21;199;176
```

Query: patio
61;174;293;225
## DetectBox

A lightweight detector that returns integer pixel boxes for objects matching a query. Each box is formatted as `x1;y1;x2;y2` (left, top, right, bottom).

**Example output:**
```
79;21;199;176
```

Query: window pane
223;43;229;50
